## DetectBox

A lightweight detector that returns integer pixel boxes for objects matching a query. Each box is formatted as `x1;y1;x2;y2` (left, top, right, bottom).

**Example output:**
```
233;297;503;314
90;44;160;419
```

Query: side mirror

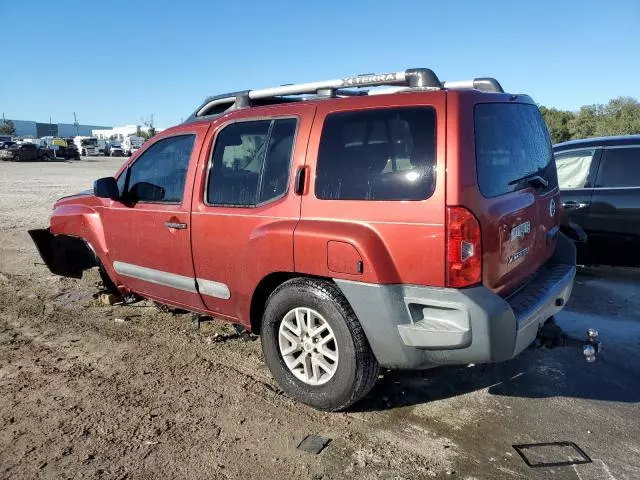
94;177;120;200
129;181;165;202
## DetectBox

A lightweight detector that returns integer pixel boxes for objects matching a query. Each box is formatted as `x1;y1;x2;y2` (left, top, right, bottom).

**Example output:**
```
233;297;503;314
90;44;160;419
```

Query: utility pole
73;112;79;137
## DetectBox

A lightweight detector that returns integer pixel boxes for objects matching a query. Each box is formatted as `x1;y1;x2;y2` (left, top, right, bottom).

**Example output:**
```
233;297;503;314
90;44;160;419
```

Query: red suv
30;68;576;411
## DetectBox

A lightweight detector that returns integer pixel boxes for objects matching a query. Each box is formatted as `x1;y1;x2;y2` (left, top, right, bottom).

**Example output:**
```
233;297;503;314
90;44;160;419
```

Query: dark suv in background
554;135;640;266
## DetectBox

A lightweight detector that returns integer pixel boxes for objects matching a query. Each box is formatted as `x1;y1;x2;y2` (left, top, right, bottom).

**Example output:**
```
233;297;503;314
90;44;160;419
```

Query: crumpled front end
28;228;97;278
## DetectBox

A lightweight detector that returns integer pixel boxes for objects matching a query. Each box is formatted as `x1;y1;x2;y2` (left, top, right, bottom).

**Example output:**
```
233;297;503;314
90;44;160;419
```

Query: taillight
446;206;481;288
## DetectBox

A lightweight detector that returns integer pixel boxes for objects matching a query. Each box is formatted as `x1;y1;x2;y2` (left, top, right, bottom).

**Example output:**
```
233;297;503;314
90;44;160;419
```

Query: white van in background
74;136;99;156
122;135;144;156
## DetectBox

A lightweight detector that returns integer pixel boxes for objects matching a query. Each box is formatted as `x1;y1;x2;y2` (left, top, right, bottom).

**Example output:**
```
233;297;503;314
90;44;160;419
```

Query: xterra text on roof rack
30;68;580;410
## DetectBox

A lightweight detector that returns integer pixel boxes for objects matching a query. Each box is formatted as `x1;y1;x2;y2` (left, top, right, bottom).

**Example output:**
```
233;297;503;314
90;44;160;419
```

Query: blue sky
2;0;638;128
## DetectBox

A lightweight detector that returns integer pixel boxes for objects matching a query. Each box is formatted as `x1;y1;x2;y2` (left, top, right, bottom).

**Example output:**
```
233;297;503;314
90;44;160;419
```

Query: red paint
327;241;363;275
46;88;559;327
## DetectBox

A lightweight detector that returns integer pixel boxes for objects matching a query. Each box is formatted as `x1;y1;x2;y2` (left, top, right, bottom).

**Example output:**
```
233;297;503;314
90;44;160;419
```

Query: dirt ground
1;157;639;480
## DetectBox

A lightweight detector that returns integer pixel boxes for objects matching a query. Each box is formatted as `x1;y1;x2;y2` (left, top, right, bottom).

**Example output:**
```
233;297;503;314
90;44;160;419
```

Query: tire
98;263;120;297
260;278;379;411
82;148;86;156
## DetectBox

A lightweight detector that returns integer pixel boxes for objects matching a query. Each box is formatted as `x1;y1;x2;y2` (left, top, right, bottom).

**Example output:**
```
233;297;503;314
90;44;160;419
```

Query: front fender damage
28;228;97;278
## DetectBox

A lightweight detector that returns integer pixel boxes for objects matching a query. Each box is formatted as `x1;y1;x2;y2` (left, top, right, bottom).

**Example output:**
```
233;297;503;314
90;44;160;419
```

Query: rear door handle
165;221;187;230
562;201;588;210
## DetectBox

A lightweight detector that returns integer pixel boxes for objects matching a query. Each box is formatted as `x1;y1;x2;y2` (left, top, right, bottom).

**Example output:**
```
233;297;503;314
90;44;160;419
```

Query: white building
92;125;164;142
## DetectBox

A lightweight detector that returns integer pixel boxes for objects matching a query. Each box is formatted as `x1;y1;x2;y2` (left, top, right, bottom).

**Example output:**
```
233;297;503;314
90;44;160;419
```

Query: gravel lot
1;157;639;479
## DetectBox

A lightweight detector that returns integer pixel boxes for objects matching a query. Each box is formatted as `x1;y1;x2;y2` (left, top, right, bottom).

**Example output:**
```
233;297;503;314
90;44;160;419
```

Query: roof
554;135;640;150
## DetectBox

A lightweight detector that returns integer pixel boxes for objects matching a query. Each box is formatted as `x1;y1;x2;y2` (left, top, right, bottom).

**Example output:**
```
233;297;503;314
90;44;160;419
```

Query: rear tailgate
473;103;560;295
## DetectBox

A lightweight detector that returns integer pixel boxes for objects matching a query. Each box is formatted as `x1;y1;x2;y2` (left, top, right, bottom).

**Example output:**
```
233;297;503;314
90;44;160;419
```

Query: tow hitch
536;319;602;362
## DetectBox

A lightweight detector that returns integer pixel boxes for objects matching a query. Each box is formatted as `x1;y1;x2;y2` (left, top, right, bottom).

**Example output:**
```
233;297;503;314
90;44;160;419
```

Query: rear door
554;147;601;229
473;103;560;294
588;144;640;264
190;104;315;322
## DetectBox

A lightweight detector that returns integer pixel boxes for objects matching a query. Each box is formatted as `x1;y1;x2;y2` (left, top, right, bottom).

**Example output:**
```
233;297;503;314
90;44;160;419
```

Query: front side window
555;149;596;189
207;118;297;206
125;134;195;203
315;107;436;201
475;103;557;198
596;147;640;188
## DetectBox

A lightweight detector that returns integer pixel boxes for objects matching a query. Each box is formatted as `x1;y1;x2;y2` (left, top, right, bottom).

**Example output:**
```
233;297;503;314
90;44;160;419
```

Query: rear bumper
335;233;576;369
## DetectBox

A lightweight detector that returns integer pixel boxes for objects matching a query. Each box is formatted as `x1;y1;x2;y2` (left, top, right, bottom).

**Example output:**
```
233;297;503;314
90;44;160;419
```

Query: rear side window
555;149;596;189
315;107;436;201
475;104;557;198
596;147;640;188
207;118;297;206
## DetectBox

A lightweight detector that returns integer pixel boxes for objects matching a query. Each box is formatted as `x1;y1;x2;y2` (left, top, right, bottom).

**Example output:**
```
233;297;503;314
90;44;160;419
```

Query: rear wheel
260;278;379;411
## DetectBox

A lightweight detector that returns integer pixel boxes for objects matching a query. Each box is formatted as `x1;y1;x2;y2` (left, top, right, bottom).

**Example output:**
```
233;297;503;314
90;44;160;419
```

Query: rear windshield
474;103;557;198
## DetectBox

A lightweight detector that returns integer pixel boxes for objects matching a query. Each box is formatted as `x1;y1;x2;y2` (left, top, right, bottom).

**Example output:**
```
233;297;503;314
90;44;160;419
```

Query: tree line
540;96;640;144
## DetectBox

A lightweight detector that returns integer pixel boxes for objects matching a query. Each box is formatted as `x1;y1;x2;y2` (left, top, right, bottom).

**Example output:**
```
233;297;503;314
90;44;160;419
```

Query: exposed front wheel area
261;278;379;411
278;307;339;386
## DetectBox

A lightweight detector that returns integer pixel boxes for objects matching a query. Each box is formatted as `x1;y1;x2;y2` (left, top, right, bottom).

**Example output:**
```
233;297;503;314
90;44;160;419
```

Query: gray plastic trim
113;261;197;293
112;261;231;299
198;278;231;300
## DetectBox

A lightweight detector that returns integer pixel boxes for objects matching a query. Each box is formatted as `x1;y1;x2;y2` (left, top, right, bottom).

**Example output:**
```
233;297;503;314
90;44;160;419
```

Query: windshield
81;138;98;146
474;103;557;198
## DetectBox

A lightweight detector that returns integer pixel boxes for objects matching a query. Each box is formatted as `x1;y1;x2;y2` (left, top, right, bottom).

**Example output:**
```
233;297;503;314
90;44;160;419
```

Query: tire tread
265;277;379;411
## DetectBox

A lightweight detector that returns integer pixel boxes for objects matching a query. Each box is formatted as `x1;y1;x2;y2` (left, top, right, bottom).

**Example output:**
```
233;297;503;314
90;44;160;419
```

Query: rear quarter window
474;103;557;198
315;107;436;201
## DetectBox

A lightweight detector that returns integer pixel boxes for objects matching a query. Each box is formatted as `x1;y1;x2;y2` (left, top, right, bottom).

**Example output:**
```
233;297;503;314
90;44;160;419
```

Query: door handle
165;221;187;230
562;201;588;210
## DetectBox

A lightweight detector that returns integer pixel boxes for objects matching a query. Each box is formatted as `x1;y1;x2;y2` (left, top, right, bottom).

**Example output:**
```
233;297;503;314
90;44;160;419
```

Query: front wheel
260;278;379;411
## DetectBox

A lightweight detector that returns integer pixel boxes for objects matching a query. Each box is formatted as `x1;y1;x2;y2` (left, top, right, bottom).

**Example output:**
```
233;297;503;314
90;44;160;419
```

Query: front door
101;127;207;310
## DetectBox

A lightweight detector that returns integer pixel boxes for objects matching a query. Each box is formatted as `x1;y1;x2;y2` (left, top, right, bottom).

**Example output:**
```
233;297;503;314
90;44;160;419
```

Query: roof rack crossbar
443;78;504;93
189;69;505;120
194;68;442;117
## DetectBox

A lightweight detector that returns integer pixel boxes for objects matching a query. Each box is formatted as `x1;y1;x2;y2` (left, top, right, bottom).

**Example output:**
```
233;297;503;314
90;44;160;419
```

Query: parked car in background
121;135;144;156
0;142;51;161
554;135;640;266
108;143;124;157
40;137;81;160
30;67;580;411
73;136;99;156
98;139;110;156
0;141;16;149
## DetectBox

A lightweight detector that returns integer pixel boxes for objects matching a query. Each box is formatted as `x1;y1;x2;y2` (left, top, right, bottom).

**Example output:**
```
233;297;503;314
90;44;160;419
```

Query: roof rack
187;68;504;120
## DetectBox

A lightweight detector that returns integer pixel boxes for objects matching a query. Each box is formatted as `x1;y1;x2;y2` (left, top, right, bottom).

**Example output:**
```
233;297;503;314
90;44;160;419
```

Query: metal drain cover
513;441;592;468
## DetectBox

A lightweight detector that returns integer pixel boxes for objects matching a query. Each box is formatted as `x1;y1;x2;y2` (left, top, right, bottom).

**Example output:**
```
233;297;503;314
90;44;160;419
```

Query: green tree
539;106;574;144
595;97;640;136
0;119;16;136
568;104;601;140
